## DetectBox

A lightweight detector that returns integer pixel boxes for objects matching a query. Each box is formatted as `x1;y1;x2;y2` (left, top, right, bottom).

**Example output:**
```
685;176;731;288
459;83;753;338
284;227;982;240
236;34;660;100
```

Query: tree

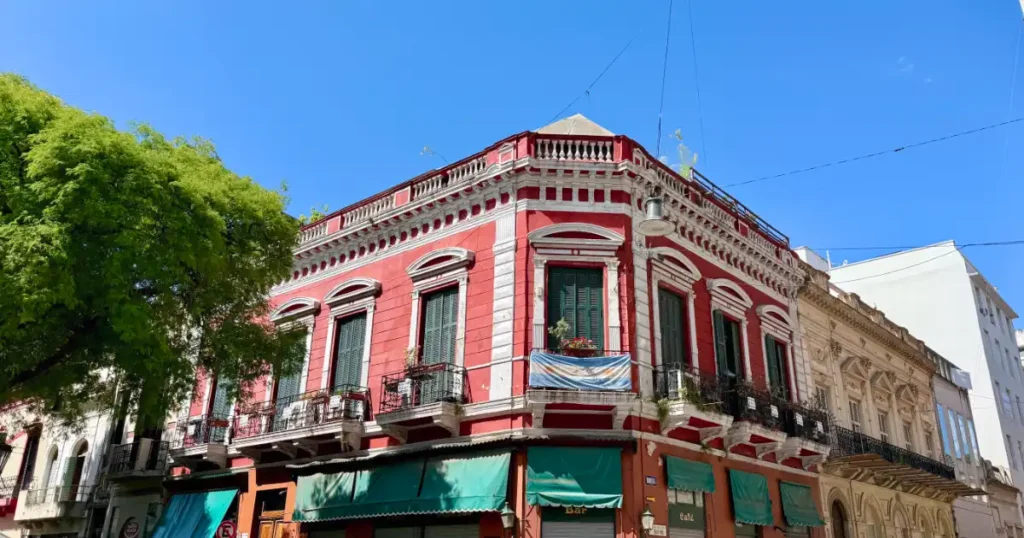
0;74;307;422
298;204;329;225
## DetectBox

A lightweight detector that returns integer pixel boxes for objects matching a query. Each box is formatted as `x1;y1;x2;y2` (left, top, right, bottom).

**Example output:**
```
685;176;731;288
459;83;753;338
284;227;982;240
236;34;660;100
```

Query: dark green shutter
277;367;302;402
659;289;687;367
333;313;367;389
727;317;743;378
422;287;458;364
547;267;604;350
713;310;730;376
765;335;781;390
210;377;232;417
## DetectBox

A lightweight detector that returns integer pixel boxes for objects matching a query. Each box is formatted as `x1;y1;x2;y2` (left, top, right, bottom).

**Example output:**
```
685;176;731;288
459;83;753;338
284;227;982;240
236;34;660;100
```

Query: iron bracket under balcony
659;399;734;441
724;387;788;459
526;389;637;429
166;415;231;470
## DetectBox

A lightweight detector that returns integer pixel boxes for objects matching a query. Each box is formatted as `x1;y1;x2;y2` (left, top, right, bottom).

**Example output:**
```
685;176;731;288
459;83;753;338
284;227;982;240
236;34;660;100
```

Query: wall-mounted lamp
500;502;516;537
640;505;655;536
638;194;673;237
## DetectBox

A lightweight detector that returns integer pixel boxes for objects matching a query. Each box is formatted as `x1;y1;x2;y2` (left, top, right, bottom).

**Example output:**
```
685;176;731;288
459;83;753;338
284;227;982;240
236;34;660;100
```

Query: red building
161;115;829;538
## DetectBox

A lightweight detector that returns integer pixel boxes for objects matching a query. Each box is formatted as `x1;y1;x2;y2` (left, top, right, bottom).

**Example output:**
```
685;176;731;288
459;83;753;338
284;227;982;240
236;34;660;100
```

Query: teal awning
728;470;772;526
665;456;715;493
293;451;511;521
779;482;824;527
151;489;238;538
526;447;622;508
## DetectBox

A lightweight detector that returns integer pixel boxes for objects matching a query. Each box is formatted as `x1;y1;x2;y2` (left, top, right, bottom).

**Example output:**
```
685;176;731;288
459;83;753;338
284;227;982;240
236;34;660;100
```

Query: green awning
152;489;238;538
665;456;715;493
293;451;511;521
526;447;622;508
728;470;772;526
779;482;824;527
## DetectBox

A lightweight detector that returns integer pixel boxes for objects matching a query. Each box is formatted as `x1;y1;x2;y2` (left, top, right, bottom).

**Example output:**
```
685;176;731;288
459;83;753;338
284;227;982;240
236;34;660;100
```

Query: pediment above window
271;297;320;322
407;247;475;281
707;278;753;317
527;223;624;256
895;383;919;405
650;247;702;282
325;277;382;307
840;355;872;381
871;370;898;395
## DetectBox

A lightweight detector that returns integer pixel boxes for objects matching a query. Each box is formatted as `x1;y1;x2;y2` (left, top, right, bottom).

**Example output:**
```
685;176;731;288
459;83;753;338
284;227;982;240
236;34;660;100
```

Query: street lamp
500;502;516;537
638;195;673;237
640;505;655;536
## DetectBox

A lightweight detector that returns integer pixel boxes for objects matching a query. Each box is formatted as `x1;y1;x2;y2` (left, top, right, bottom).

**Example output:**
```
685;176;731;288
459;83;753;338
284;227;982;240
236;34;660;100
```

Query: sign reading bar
564;506;588;515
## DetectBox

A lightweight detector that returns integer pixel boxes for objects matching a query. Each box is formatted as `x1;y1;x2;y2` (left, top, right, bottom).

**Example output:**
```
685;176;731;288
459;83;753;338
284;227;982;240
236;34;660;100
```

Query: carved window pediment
325;277;382;307
840;355;871;381
871;370;898;395
271;297;320;323
527;223;624;255
407;247;475;281
895;384;918;406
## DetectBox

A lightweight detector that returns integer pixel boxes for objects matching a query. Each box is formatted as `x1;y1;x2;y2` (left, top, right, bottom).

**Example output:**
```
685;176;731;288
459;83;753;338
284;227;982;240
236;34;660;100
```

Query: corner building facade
161;116;829;538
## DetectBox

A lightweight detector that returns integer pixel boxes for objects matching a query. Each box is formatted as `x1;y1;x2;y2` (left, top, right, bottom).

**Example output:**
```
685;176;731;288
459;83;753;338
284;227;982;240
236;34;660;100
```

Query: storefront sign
645;475;657;486
564;506;588;515
649;524;667;537
216;520;237;538
121;518;140;538
668;504;705;530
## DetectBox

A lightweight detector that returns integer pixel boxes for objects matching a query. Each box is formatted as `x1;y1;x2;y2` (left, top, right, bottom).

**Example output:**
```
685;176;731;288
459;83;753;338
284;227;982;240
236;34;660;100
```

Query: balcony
166;414;231;470
377;362;467;443
654;365;734;443
233;386;370;460
15;485;93;522
826;426;981;499
526;349;636;429
0;477;20;517
106;439;169;481
724;383;789;458
777;400;831;469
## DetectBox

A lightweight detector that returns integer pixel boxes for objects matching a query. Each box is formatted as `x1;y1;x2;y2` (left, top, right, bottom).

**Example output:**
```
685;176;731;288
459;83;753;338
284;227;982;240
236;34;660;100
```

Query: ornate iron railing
23;485;94;505
233;385;370;440
831;426;955;480
107;440;169;475
653;364;736;415
0;477;19;499
781;400;831;445
166;414;232;450
380;362;467;413
731;383;785;431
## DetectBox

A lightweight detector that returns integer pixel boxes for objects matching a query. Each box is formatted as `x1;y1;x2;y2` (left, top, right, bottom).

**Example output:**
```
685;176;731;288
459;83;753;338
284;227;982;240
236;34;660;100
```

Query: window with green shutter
764;335;789;400
276;367;302;402
421;287;459;364
712;310;742;379
658;288;688;367
547;267;604;350
332;313;367;389
210;376;232;417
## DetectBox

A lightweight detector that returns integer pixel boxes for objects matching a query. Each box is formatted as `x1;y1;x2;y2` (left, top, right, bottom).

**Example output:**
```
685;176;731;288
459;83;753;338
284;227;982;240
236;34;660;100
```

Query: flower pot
559;348;598;358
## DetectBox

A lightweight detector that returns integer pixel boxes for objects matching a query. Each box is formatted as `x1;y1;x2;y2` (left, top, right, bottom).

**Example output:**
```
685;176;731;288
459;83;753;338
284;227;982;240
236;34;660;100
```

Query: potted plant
559;336;598;358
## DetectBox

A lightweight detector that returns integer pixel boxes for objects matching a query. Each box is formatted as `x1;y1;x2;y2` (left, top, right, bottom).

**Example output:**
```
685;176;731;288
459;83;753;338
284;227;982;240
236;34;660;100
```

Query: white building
825;241;1024;509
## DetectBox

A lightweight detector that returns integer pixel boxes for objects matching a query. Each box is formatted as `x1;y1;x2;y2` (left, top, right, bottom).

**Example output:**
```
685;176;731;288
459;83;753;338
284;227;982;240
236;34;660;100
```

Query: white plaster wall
829;244;1024;493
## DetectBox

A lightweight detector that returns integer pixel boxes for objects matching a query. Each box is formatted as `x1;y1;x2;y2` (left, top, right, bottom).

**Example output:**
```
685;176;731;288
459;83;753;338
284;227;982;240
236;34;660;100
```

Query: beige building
985;462;1024;537
796;258;977;538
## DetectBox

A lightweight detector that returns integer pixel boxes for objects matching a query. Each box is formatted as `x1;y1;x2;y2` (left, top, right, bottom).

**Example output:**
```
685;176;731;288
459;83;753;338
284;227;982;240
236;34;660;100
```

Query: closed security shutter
423;525;478;538
669;529;704;538
659;288;687;367
309;531;346;538
333;313;367;389
422;287;458;365
376;528;421;538
542;520;614;538
547;267;604;349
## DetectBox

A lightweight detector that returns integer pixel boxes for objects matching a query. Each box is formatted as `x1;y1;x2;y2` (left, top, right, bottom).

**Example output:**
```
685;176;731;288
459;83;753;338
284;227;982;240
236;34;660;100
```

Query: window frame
878;411;890;443
707;279;753;380
265;297;319;407
650;248;702;372
756;304;796;400
849;400;863;433
320;278;380;391
546;265;606;350
406;248;473;369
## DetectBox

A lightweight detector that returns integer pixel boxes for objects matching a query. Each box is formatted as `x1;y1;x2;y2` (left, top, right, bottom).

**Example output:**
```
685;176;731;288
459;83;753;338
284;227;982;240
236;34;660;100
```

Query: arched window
865;504;884;538
43;446;59;488
830;500;849;538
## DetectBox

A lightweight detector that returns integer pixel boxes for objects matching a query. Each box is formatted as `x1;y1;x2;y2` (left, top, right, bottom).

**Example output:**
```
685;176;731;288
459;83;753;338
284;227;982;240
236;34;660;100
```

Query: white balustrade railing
536;138;614;162
702;199;737;228
298;221;328;244
343;195;395;228
449;157;486;184
413;174;447;200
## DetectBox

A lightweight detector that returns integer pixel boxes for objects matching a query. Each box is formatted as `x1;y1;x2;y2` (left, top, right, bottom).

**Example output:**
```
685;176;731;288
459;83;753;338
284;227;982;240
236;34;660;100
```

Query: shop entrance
541;508;614;538
375;525;478;538
256;489;288;538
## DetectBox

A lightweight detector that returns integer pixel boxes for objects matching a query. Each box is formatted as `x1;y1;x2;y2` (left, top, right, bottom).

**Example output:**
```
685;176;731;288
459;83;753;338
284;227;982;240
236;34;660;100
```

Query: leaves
0;74;306;423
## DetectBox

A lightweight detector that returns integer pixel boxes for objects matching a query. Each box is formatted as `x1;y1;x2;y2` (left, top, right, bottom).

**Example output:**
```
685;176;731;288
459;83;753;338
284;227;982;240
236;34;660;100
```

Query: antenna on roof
420;146;448;165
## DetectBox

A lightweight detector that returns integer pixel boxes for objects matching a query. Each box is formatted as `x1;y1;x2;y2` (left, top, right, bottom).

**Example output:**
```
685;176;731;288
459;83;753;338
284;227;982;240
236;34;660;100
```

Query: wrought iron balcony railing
23;485;94;506
234;385;370;440
379;362;467;414
166;414;232;450
781;400;831;445
831;426;956;480
0;477;19;499
654;364;736;416
107;440;169;476
731;382;785;431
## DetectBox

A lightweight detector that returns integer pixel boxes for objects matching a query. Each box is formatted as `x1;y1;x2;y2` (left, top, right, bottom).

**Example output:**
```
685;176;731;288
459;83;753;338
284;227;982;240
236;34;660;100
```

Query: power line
815;240;1024;252
548;38;636;124
725;117;1024;188
830;247;964;284
686;0;707;169
655;0;675;157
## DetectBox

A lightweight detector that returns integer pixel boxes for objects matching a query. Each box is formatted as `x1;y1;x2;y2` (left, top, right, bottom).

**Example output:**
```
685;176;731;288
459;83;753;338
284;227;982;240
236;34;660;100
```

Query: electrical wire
830;247;964;284
814;239;1024;252
724;117;1024;188
655;0;675;157
548;38;636;124
686;0;707;169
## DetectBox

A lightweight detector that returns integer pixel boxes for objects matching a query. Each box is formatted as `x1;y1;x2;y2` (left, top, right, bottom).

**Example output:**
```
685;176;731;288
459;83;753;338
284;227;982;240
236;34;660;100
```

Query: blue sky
3;1;1023;324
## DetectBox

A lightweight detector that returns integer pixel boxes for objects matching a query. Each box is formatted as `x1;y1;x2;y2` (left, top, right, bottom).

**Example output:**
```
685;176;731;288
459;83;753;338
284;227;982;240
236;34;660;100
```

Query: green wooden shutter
333;313;367;389
765;335;781;390
211;377;232;417
713;310;730;376
547;267;604;350
727;317;743;378
659;289;687;367
276;368;301;402
422;287;458;364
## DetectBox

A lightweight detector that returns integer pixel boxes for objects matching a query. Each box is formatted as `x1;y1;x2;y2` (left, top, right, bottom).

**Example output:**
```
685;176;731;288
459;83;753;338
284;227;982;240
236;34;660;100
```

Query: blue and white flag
529;351;632;391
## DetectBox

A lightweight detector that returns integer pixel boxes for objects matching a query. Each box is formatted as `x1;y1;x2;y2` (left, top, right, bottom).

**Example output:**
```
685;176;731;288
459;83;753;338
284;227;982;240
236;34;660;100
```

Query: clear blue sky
3;1;1023;325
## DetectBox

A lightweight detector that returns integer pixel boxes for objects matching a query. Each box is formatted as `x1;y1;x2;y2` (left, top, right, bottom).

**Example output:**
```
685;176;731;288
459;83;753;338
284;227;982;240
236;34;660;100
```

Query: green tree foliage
0;74;307;421
298;204;329;225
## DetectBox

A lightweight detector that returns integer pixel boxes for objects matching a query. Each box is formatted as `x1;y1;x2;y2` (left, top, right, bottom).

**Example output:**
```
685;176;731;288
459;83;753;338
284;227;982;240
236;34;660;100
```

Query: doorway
830;501;848;538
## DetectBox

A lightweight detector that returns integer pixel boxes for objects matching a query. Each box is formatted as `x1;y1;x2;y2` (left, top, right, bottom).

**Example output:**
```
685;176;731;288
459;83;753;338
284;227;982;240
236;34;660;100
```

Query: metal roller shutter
541;520;614;538
376;528;421;538
309;531;346;538
669;528;704;538
423;525;479;538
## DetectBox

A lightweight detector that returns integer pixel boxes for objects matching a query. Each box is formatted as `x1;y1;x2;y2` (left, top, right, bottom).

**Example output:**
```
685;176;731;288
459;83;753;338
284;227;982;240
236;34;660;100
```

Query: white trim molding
757;304;796;399
529;223;625;351
650;248;702;371
407;249;474;368
270;297;320;323
269;302;317;401
319;278;382;390
707;278;753;379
